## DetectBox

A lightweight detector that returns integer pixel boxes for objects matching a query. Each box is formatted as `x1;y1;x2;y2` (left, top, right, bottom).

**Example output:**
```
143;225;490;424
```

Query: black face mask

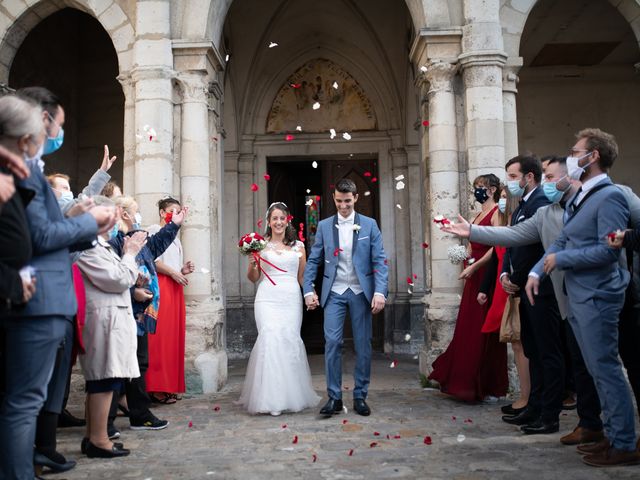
474;187;489;204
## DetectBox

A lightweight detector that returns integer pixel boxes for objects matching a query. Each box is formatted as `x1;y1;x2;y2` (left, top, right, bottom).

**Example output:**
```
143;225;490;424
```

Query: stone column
459;0;507;183
502;63;522;161
417;61;465;375
116;73;135;196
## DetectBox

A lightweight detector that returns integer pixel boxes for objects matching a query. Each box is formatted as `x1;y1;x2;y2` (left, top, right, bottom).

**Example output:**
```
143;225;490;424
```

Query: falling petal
421;242;429;249
200;268;210;274
225;54;230;62
424;436;432;445
315;195;321;202
386;434;391;439
257;219;263;228
332;81;339;89
372;177;378;183
342;419;348;425
374;432;380;436
464;418;473;424
348;449;354;456
395;174;405;181
393;435;401;439
268;42;278;48
312;454;317;463
395;181;405;190
405;333;411;341
188;421;193;428
306;189;311;194
396;204;402;210
290;83;302;89
311;161;318;169
213;405;221;411
292;435;298;444
342;132;351;140
457;434;466;443
250;183;259;192
363;171;372;177
285;134;295;142
296;125;302;132
369;442;378;448
264;174;271;181
406;276;413;285
312;102;320;110
422;120;429;127
364;191;371;196
420;65;427;72
329;129;336;139
413;274;418;279
286;215;294;222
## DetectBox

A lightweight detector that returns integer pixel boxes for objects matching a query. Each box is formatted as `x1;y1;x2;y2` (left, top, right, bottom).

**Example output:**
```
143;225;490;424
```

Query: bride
237;202;320;415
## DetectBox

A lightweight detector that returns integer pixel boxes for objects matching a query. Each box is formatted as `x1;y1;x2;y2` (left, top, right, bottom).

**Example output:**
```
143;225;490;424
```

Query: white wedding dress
237;241;321;414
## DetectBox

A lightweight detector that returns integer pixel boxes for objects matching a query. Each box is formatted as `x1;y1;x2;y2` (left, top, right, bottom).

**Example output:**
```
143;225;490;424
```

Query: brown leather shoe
560;426;605;446
582;447;640;467
577;438;610;455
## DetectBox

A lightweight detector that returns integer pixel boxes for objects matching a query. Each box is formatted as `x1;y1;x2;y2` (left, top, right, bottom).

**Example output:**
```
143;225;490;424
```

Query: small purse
499;295;521;343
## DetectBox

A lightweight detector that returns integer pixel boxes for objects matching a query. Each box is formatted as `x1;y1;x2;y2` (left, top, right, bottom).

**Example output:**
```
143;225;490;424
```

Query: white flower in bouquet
237;232;267;255
447;245;468;265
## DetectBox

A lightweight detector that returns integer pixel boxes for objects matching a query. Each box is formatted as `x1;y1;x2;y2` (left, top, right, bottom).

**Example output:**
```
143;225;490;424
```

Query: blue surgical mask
507;179;525;197
56;190;74;211
542;176;569;204
498;198;507;213
43;127;64;155
132;212;142;230
108;223;119;240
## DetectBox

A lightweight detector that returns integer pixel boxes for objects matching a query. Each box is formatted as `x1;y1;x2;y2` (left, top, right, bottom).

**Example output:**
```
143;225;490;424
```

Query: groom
303;178;388;417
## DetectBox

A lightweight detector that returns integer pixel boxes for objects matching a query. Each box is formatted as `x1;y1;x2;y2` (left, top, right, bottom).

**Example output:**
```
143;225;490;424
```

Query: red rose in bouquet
238;232;286;285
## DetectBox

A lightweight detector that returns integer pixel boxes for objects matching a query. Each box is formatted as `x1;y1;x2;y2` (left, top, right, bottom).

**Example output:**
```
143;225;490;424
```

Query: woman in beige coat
76;199;147;458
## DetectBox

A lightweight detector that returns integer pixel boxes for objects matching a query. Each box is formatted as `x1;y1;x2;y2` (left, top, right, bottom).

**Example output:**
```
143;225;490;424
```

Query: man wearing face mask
498;155;565;435
526;128;638;467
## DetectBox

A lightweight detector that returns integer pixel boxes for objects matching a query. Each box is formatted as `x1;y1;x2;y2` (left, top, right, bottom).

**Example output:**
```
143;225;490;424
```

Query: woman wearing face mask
75;196;147;457
429;174;509;403
108;196;185;431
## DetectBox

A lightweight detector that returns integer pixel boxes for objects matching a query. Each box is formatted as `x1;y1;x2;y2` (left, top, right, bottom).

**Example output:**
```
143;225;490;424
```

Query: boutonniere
352;224;361;232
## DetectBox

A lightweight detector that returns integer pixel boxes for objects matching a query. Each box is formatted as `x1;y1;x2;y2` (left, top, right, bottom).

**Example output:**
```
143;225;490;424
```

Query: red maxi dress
428;207;508;402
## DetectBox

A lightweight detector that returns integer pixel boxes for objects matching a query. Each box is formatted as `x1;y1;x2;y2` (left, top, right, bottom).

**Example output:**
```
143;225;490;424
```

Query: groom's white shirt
332;210;363;296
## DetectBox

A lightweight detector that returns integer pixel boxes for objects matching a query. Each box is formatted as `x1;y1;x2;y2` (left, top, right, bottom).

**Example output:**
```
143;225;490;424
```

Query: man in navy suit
0;90;115;480
500;155;565;435
527;128;639;467
303;178;388;417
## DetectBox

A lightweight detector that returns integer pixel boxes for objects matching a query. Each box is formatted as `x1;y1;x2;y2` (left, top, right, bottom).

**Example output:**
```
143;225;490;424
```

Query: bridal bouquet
447;245;469;265
238;232;286;285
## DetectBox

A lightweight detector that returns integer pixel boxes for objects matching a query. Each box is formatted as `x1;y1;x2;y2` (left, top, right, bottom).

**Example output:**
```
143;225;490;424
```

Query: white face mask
566;152;595;181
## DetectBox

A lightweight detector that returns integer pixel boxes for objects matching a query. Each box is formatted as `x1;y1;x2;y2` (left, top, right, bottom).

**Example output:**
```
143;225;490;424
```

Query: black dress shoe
81;437;124;455
319;398;343;417
33;451;77;473
501;404;527;416
85;441;130;458
58;409;86;428
502;408;540;426
521;420;560;435
353;398;371;416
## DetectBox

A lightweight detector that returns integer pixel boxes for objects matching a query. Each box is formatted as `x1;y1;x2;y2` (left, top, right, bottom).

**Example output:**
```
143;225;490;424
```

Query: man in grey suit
0;91;116;480
527;129;638;467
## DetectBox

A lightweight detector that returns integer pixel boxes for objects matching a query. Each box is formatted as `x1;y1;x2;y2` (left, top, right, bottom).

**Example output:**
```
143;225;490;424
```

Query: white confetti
404;334;411;342
457;434;466;443
311;161;318;169
206;473;215;476
143;124;150;132
329;128;336;139
268;42;278;48
332;81;339;89
312;102;320;110
200;268;210;274
364;191;371;196
225;54;230;62
413;355;419;360
306;189;311;194
395;181;405;190
389;360;397;368
296;125;302;132
147;128;157;138
396;204;402;209
305;199;313;206
342;405;348;414
395;174;405;181
420;65;427;72
342;132;351;140
135;133;142;139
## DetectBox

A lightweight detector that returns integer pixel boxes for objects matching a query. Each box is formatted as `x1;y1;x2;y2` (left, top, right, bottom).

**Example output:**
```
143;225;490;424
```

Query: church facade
1;0;638;392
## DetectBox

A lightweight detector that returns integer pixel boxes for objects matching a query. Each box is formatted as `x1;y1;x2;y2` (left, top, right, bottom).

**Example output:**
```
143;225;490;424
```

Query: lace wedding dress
237;241;321;414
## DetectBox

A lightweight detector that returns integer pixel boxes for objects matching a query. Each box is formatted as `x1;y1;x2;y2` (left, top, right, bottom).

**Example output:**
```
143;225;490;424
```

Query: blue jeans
569;297;637;451
323;289;372;401
0;315;68;480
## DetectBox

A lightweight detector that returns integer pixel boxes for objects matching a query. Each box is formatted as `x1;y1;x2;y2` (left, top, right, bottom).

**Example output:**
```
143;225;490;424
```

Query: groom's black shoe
319;398;343;418
353;398;371;416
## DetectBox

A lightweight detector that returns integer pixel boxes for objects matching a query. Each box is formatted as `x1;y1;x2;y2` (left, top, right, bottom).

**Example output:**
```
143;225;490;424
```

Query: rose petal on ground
374;431;380;436
292;435;298;444
213;405;221;411
188;421;193;428
451;416;456;421
422;120;429;127
421;242;429;248
250;183;259;192
464;418;473;424
329;128;336;139
268;42;278;48
348;449;354;456
342;132;351;140
364;191;371;196
312;102;320;110
424;436;432;445
393;435;401;439
395;174;405;181
370;442;378;448
457;434;466;442
285;134;295;141
342;419;348;425
312;454;317;462
281;424;287;429
395;181;405;190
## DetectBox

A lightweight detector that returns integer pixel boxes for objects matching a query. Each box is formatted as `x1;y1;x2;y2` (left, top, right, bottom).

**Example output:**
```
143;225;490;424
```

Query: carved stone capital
502;66;521;94
422;61;458;96
176;71;209;103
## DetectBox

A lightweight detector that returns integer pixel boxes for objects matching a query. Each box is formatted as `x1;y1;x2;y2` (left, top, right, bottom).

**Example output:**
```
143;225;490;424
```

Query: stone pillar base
194;350;228;393
419;290;461;378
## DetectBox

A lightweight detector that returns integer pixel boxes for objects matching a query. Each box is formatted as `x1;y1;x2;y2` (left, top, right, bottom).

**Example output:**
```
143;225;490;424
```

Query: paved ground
51;353;639;480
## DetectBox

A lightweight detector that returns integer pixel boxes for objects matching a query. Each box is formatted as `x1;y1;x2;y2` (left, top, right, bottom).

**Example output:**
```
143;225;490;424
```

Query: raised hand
171;206;187;226
100;145;117;172
441;215;471;238
0;144;29;179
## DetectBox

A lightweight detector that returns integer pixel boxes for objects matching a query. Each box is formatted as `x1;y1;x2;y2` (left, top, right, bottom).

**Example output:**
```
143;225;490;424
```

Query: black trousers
519;292;564;423
618;299;640;417
124;331;152;422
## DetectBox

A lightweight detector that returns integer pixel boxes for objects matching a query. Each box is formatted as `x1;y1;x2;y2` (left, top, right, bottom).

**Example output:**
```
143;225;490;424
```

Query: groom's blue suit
303;212;388;400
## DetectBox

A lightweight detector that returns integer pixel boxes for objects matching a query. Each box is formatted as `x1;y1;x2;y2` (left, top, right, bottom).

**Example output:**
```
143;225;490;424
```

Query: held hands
525;276;539;306
477;292;487;305
123;231;147;257
500;274;520;295
305;291;320;311
440;215;471;238
181;261;195;275
100;145;117;172
371;294;385;314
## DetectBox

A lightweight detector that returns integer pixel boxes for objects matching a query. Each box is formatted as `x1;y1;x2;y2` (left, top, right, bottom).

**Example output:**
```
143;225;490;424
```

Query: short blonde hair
47;173;70;188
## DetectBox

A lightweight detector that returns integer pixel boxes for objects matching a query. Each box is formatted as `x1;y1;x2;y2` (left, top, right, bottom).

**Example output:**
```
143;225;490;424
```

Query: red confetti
384;259;389;265
285;134;295;142
421;242;429;249
312;454;317;463
451;416;457;421
188;421;193;428
281;424;287;429
393;435;401;439
315;195;321;202
422;120;429;127
342;419;348;425
608;232;617;240
390;360;398;368
292;435;298;444
364;171;372;177
370;442;378;448
373;432;380;436
264;174;271;181
386;434;391;439
348;449;354;456
149;135;153;141
464;418;473;424
424;436;432;445
286;215;294;223
213;405;220;412
406;277;413;285
290;83;302;89
298;223;305;242
371;177;378;183
250;183;259;192
413;274;418;279
211;136;218;142
333;247;344;257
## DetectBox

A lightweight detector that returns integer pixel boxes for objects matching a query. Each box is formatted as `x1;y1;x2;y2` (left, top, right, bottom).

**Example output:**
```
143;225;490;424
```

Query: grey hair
0;95;43;141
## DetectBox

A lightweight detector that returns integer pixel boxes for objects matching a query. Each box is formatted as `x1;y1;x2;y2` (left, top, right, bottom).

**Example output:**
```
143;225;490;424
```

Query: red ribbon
252;251;287;285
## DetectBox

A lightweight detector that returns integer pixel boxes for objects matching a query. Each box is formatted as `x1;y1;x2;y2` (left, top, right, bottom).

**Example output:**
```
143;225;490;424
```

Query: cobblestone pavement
51;353;639;480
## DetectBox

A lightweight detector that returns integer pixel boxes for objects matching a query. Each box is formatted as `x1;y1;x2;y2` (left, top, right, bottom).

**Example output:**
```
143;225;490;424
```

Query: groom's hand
371;294;385;314
305;292;319;310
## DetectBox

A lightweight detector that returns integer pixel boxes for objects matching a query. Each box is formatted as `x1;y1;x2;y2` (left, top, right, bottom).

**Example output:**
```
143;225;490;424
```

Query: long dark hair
265;202;297;247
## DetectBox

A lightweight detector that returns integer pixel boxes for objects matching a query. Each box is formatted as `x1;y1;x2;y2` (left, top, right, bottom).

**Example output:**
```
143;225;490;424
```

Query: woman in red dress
145;197;194;403
429;174;508;402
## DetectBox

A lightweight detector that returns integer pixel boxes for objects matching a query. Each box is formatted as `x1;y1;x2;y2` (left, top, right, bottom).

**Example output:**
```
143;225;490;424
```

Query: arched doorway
8;8;124;192
516;0;640;191
220;0;425;358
